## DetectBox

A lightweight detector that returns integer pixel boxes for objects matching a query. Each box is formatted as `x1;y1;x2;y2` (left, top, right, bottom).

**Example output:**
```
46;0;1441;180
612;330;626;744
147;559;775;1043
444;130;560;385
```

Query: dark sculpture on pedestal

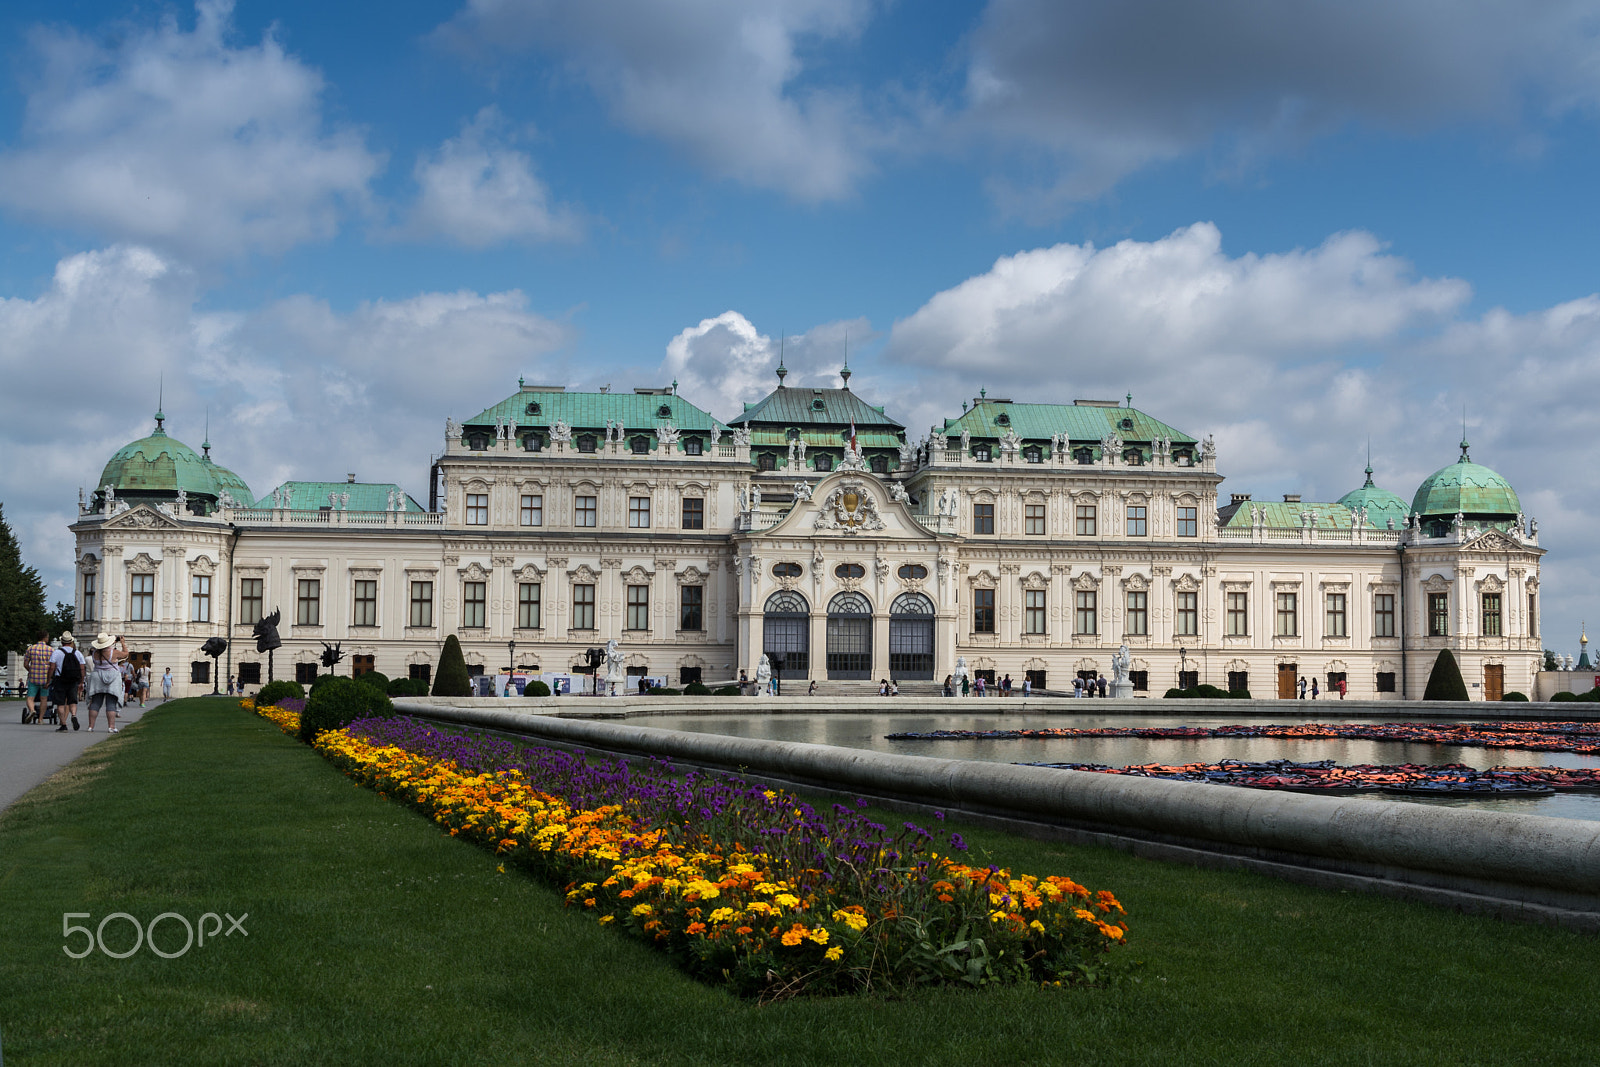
253;608;282;681
199;636;228;695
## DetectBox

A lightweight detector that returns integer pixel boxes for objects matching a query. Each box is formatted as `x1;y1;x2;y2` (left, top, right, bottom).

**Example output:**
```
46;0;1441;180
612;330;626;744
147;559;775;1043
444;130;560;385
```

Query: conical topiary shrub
1422;648;1470;701
432;634;472;697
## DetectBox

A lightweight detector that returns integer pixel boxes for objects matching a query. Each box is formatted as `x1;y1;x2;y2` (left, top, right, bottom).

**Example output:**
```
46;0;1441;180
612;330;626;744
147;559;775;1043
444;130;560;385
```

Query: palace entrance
1484;664;1503;702
762;592;810;677
888;593;934;681
1277;664;1298;700
826;592;873;679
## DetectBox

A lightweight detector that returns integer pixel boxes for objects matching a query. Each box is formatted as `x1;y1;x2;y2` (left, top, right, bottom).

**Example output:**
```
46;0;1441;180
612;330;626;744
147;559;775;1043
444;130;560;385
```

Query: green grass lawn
0;698;1594;1066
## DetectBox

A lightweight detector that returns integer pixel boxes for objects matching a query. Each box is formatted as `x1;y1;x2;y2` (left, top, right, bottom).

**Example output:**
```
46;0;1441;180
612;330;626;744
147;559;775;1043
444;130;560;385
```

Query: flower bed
244;700;1129;996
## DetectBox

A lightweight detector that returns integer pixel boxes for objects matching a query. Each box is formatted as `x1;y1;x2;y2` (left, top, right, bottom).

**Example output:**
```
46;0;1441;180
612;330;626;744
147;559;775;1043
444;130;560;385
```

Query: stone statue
787;438;798;469
795;436;806;463
754;653;772;698
446;418;460;440
953;655;970;693
603;638;626;695
102;485;115;515
793;481;812;503
999;428;1021;454
750;484;762;510
732;427;751;448
1200;434;1216;460
549;419;572;444
253;608;283;653
1101;432;1123;457
1529;517;1539;538
898;440;916;466
932;431;948;452
938;486;960;519
175;488;188;513
711;428;725;451
889;481;910;504
1110;644;1133;698
657;422;680;449
960;428;971;452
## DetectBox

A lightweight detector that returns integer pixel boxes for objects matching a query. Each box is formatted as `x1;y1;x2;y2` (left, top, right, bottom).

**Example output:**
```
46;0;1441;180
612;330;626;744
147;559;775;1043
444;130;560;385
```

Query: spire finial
202;406;211;458
840;330;851;388
1126;392;1132;408
776;331;787;385
1460;406;1470;461
1364;438;1374;486
154;372;165;433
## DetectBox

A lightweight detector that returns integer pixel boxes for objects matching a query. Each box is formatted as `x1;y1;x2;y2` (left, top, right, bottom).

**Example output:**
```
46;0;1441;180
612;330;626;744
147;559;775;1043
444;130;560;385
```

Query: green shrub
1163;687;1191;699
713;685;740;696
1162;685;1246;700
1582;686;1600;703
255;680;305;708
648;687;682;696
356;670;389;692
432;635;471;697
385;676;422;697
1551;691;1579;702
309;672;334;691
525;680;551;696
1422;648;1470;701
1228;690;1253;699
1499;691;1529;701
298;676;395;743
683;681;711;695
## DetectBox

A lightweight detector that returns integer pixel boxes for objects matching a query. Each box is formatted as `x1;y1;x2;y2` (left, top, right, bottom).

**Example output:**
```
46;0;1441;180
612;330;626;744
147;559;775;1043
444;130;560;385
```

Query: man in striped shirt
23;630;52;724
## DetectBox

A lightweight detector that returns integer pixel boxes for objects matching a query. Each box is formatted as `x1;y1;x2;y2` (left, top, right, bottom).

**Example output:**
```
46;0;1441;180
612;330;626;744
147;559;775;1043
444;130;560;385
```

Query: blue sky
1;0;1597;658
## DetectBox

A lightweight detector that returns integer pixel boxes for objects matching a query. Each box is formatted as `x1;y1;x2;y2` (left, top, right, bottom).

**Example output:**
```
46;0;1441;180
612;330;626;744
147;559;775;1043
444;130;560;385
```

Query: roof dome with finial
1337;461;1409;527
96;409;253;511
1410;436;1520;520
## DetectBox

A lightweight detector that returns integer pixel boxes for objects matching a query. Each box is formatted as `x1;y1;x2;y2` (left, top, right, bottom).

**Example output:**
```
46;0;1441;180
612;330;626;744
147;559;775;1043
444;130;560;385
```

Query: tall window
410;581;433;627
1324;593;1347;637
1177;506;1198;537
1275;592;1298;637
574;495;597;527
682;497;704;529
1126;505;1147;537
1025;504;1046;536
1176;591;1198;636
462;581;486;628
1428;593;1449;637
1025;590;1046;634
1374;594;1395;637
240;578;263;625
465;493;488;525
518;583;541;629
973;503;994;535
81;572;97;623
190;575;211;623
1482;593;1502;637
572;584;596;629
297;579;321;626
1126;591;1148;635
680;585;704;631
758;453;777;471
627;585;650;630
628;497;651;528
130;574;154;622
1075;590;1098;635
1226;592;1248;636
973;588;995;632
683;437;702;456
353;580;377;627
1076;504;1097;536
1529;593;1538;637
520;494;543;526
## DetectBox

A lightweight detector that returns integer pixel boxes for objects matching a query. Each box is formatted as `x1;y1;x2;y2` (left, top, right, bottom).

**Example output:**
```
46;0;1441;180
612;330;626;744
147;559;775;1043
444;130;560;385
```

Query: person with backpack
48;632;85;732
86;633;128;732
23;629;52;724
135;662;151;707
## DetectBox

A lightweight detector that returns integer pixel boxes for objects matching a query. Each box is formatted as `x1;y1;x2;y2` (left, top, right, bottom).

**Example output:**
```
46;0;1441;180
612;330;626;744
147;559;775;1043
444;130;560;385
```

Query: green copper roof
252;481;424;512
97;415;252;504
464;387;724;435
1410;442;1520;518
1336;466;1409;526
1219;501;1367;529
940;400;1195;445
728;385;905;433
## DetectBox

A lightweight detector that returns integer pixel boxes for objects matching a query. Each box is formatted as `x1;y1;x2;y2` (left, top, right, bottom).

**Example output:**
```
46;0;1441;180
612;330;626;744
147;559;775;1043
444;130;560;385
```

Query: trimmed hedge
683;681;711;695
433;635;471;697
1163;685;1252;700
255;679;305;708
713;685;740;696
385;676;428;697
1499;691;1529;701
298;675;395;743
356;670;390;693
1551;687;1600;703
525;680;551;697
1423;649;1470;701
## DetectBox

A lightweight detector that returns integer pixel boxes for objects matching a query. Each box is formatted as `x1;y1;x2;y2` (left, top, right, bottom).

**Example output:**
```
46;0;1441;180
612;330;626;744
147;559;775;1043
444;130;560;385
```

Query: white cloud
0;244;572;593
964;0;1600;208
660;310;869;417
0;0;381;259
436;0;886;201
405;107;582;246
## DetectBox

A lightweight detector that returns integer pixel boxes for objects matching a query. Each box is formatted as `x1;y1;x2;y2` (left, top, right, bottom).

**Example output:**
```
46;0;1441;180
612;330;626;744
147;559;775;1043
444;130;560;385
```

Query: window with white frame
574;495;597;527
297;579;321;626
190;575;210;623
240;578;263;625
628;496;651;528
520;494;543;526
1024;590;1046;634
82;572;97;623
1226;592;1248;636
1275;592;1298;637
572;584;596;629
1024;504;1046;536
465;493;489;525
1177;506;1198;537
410;581;433;627
1076;504;1097;536
1075;590;1097;635
462;581;486;628
1126;505;1147;537
1177;590;1198;635
1374;593;1395;637
626;585;650;630
518;583;541;629
353;580;378;627
130;574;154;622
1126;590;1148;635
1324;593;1347;637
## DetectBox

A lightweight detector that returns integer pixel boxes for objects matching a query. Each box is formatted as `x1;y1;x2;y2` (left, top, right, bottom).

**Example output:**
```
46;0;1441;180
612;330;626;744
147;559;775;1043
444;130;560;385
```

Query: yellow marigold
807;927;829;945
773;893;800;909
780;928;805;947
831;909;869;932
753;882;779;895
1029;919;1046;933
709;907;736;924
824;946;843;962
631;904;654;917
1074;908;1097;923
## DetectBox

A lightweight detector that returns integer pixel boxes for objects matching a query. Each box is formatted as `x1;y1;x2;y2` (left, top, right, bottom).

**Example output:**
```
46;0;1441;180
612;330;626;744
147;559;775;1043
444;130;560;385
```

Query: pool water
635;712;1600;823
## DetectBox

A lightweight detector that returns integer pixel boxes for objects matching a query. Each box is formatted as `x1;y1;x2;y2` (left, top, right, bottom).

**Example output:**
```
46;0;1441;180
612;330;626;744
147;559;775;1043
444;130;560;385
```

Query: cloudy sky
0;0;1596;655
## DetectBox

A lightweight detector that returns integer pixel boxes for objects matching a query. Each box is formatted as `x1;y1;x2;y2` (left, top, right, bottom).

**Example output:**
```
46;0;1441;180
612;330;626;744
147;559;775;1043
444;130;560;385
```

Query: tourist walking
1336;677;1347;700
1096;674;1108;698
1022;676;1031;698
133;662;150;706
1001;674;1012;697
48;633;85;732
1073;676;1083;698
85;633;127;732
1298;676;1308;699
161;666;173;700
23;629;52;724
975;676;986;697
943;674;953;697
1310;677;1320;700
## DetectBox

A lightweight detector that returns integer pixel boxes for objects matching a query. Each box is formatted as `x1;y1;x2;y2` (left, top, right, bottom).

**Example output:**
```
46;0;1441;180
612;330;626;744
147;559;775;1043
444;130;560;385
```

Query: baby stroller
22;691;58;725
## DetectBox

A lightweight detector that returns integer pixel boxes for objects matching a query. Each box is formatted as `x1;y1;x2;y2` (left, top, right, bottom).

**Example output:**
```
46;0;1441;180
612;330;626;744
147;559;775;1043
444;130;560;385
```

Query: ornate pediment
813;481;887;535
1466;530;1521;554
460;562;490;582
106;506;181;530
516;563;544;582
188;554;216;576
1021;570;1049;590
969;568;998;589
1123;572;1149;592
1174;573;1200;592
570;564;599;583
676;565;705;584
1073;571;1100;590
1423;573;1451;591
1477;573;1505;592
126;551;160;574
624;565;653;584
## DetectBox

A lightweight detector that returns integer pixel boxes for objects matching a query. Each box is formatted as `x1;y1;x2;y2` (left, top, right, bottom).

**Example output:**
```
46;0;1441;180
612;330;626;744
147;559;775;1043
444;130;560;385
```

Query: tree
1423;648;1470;701
1543;649;1559;671
432;634;472;697
0;503;49;655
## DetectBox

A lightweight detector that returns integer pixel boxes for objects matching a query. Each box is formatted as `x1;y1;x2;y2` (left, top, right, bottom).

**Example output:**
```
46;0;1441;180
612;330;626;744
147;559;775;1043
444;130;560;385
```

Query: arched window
1074;446;1094;465
973;444;992;462
889;593;934;679
834;563;866;580
758;453;777;471
763;591;810;675
1023;446;1042;463
630;435;651;454
891;592;934;615
683;437;702;455
772;562;803;578
576;434;597;453
522;433;543;452
897;564;927;580
828;591;872;614
468;434;489;451
765;591;809;614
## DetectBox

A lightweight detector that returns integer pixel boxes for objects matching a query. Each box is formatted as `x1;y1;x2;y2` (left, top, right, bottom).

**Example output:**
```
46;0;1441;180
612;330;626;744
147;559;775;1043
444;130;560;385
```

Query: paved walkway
0;697;174;812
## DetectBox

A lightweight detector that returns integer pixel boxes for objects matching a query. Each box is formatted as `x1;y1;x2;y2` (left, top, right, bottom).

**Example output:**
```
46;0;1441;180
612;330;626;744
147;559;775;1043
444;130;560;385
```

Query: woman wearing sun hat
85;633;128;733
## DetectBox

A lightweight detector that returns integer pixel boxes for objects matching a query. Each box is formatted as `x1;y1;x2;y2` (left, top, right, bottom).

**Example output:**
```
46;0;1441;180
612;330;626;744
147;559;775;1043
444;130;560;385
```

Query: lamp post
508;639;516;695
1178;647;1187;692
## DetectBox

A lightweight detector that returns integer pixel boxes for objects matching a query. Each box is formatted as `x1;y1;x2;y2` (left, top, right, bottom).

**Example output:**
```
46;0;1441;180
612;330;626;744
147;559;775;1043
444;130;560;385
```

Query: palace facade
69;369;1545;699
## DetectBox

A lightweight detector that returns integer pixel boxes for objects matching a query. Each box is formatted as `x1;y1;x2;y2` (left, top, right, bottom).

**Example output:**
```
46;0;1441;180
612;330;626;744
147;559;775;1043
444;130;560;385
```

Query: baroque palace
70;365;1544;699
